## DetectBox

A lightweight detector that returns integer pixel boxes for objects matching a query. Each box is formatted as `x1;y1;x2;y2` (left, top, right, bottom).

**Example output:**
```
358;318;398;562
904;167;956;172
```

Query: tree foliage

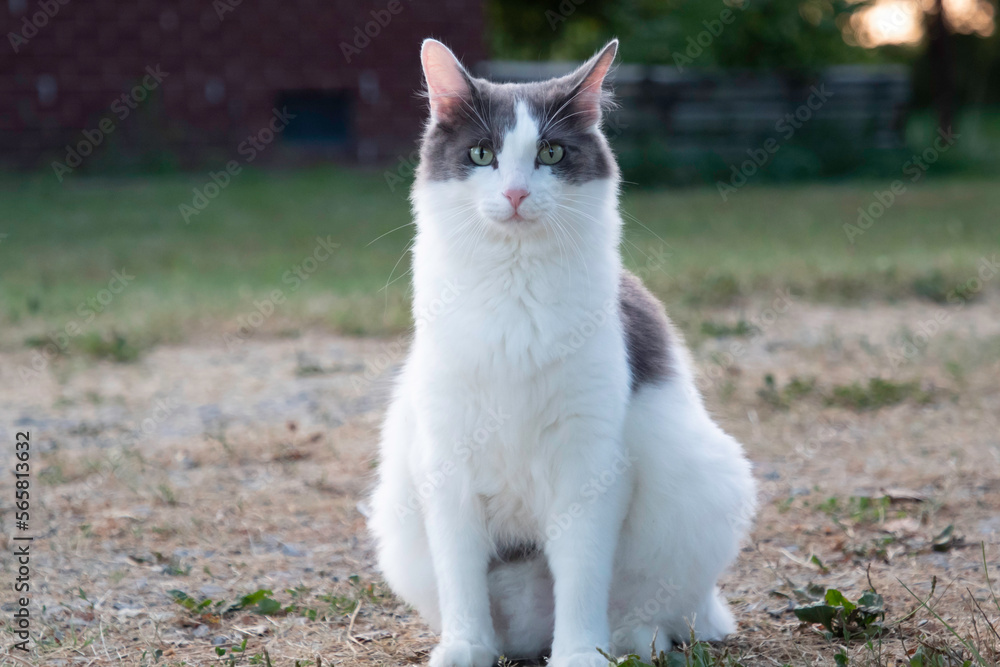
486;0;1000;108
487;0;876;69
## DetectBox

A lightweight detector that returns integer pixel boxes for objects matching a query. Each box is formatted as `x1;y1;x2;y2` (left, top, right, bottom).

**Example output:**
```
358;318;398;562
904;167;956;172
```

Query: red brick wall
0;0;485;169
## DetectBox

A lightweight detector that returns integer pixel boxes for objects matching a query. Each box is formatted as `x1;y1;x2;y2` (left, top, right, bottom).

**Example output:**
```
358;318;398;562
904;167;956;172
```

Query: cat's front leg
422;459;498;667
544;434;631;667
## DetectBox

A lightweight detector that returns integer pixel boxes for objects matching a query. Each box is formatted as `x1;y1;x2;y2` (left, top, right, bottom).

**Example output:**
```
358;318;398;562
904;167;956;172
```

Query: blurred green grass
1;165;997;353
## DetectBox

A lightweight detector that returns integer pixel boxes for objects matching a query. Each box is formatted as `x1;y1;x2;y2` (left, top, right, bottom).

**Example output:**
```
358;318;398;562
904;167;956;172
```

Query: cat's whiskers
619;236;661;272
367;220;416;247
550;206;591;287
381;238;417;296
549;201;588;241
554;200;606;229
438;201;480;225
555;200;625;285
540;212;571;282
559;192;672;248
380;203;478;295
540;92;554;136
453;217;484;258
487;88;496;140
435;89;491;136
560;194;663;258
440;205;485;254
464;213;493;263
431;203;480;248
619;236;640;267
442;206;489;259
541;108;595;137
461;96;491;137
539;84;593;136
559;197;669;277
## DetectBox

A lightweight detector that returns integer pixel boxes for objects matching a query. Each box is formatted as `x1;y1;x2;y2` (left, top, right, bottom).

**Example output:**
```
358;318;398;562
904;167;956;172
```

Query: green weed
757;374;816;409
700;319;757;338
75;330;143;362
825;378;934;411
793;587;886;641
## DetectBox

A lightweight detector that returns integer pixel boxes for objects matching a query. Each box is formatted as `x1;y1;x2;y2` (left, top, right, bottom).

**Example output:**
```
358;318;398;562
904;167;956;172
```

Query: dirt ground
2;294;999;667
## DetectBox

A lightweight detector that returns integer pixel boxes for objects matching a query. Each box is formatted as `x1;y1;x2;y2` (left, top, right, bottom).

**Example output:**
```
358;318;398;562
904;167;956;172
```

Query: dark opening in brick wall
276;90;353;148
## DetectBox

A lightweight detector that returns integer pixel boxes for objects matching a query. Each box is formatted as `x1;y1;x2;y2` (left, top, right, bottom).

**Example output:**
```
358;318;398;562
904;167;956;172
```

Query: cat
367;38;757;667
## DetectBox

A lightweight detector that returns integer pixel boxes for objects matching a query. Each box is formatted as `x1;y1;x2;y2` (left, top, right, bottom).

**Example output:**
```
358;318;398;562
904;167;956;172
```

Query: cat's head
413;39;619;242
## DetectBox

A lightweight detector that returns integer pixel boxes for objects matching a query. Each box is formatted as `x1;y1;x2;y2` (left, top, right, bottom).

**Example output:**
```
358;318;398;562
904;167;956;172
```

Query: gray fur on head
417;40;619;185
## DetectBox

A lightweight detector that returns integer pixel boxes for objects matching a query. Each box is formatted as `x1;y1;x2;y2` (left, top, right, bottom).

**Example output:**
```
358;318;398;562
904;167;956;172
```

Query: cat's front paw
428;638;497;667
547;651;610;667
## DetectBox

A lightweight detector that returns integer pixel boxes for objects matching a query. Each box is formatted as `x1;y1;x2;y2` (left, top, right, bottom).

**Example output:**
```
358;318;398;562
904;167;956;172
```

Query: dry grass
2;295;999;667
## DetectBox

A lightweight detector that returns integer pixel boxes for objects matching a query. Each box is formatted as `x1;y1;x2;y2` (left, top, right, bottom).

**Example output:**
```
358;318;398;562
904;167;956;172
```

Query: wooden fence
476;62;911;180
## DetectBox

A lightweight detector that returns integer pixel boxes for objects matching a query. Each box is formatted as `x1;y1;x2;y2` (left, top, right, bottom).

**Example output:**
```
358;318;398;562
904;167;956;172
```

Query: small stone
281;543;305;557
922;552;951;570
977;516;1000;536
212;636;228;646
193;624;210;638
199;585;226;598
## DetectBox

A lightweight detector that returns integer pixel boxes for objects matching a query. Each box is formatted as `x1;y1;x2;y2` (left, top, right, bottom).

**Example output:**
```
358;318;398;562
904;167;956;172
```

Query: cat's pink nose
503;188;529;212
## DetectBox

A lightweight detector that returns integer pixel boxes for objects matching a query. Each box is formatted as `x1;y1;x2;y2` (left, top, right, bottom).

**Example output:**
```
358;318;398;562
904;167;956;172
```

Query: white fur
369;92;757;667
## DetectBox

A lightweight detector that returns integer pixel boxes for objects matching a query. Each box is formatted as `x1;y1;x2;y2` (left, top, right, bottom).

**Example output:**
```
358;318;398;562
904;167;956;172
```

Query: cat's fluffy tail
488;558;554;659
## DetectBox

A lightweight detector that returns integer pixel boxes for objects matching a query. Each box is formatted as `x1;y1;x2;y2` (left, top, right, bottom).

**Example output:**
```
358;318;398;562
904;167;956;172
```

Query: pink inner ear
575;42;617;126
421;41;470;119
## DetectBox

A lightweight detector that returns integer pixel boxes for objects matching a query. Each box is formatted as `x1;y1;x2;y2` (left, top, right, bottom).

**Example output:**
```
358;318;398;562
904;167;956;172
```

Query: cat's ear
421;39;473;123
567;39;618;127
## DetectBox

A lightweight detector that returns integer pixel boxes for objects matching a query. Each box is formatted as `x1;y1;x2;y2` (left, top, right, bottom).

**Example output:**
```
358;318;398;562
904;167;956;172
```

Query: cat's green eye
538;144;564;165
470;145;494;166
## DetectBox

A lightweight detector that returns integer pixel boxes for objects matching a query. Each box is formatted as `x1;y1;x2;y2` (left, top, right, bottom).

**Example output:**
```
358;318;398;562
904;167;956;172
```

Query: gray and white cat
368;39;757;667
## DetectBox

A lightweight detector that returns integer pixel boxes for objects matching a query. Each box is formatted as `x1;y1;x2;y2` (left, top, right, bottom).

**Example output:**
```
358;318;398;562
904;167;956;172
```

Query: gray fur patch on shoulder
619;271;673;390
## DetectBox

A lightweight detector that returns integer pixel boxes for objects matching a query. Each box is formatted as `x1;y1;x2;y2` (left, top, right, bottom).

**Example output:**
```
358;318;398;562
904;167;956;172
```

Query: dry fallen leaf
879;488;928;503
882;517;921;535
